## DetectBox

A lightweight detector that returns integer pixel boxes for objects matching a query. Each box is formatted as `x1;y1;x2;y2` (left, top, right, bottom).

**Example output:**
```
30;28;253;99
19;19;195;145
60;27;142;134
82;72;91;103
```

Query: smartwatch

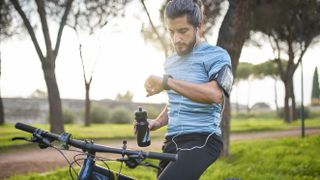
162;75;173;90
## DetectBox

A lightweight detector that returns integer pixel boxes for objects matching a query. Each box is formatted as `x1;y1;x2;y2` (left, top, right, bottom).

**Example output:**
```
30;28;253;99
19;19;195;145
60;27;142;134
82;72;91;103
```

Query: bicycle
12;122;178;180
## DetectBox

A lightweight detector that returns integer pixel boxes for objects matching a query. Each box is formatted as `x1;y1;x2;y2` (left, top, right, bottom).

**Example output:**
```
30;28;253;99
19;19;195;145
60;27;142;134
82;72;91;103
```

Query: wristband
162;75;173;90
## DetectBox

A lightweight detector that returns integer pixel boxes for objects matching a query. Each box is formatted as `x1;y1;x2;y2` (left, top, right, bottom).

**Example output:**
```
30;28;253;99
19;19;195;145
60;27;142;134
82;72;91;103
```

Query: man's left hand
144;75;163;97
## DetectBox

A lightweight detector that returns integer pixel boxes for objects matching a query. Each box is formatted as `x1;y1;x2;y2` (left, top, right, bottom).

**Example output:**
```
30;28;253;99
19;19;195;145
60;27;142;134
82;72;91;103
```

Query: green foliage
115;91;134;102
253;60;279;79
9;135;320;180
110;106;132;124
90;103;110;124
236;62;254;81
278;107;311;119
62;108;76;124
2;118;320;150
203;135;320;180
144;105;162;119
311;67;320;106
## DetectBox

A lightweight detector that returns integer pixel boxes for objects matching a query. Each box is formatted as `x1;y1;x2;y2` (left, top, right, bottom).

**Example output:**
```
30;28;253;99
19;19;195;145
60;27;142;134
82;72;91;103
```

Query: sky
1;1;319;109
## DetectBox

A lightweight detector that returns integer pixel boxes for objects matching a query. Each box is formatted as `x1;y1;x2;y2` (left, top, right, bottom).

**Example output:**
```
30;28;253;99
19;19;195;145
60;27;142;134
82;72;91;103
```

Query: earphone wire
171;38;226;151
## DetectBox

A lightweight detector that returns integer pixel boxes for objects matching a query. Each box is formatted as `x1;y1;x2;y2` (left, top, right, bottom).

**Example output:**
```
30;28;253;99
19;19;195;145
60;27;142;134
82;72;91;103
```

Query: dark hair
165;0;202;27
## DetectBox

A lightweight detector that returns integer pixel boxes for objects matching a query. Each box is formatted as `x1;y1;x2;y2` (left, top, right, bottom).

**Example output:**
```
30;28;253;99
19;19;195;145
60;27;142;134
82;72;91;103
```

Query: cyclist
143;0;233;179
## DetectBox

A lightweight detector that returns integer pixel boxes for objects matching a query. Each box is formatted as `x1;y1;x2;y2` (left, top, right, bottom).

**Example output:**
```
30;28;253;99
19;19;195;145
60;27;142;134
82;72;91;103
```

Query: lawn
1;118;319;150
7;135;320;180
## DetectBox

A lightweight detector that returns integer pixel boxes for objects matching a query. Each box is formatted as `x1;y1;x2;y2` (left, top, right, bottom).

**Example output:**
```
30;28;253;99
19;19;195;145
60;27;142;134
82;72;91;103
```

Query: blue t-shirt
164;42;231;137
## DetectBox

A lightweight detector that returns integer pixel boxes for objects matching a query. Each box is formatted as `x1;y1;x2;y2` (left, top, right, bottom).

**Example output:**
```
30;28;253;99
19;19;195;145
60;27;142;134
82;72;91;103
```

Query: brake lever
11;135;50;149
12;137;32;142
140;162;161;170
124;155;145;169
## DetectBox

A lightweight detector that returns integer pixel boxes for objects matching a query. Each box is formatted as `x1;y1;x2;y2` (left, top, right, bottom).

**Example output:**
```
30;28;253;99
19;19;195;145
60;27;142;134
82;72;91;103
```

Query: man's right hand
147;119;162;131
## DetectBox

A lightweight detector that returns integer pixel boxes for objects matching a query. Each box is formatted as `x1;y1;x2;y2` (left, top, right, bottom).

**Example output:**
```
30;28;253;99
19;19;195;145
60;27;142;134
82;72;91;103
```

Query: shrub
63;108;76;124
91;103;110;124
110;106;132;124
144;105;162;119
278;106;310;119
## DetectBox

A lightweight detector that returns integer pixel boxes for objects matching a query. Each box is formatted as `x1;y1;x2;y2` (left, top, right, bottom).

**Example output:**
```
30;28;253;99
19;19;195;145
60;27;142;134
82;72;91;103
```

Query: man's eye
178;29;188;34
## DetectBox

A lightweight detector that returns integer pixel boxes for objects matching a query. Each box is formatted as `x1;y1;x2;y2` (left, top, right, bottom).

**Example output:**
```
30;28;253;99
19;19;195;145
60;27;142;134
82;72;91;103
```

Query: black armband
210;65;233;97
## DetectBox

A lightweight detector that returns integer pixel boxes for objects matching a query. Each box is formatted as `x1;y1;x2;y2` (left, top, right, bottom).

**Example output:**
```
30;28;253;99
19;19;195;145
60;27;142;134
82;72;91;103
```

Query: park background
0;0;320;179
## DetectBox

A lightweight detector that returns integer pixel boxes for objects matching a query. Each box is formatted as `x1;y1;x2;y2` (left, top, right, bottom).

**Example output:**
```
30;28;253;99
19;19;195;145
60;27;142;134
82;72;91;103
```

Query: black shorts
157;133;223;180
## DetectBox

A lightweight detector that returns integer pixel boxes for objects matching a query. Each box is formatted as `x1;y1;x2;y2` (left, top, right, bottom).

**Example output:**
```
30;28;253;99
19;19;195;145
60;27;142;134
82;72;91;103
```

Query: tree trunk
283;77;296;122
0;95;4;125
291;80;297;120
0;52;4;125
274;79;279;116
217;0;251;156
42;60;64;133
84;84;91;126
221;98;230;156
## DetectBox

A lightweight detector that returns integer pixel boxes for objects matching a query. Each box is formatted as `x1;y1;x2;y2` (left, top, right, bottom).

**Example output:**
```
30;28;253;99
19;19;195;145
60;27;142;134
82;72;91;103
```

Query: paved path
1;128;319;178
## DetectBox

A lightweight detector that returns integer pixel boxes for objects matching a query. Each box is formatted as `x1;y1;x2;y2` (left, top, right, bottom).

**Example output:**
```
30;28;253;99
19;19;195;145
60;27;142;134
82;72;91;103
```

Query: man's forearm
155;105;168;127
167;78;223;104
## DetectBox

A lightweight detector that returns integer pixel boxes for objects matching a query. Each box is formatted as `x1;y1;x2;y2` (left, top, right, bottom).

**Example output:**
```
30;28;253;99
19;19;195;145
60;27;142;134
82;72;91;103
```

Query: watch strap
162;75;173;90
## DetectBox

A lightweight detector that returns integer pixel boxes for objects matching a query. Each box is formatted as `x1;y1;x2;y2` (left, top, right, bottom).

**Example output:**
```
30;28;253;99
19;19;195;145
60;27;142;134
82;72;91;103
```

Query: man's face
167;15;197;56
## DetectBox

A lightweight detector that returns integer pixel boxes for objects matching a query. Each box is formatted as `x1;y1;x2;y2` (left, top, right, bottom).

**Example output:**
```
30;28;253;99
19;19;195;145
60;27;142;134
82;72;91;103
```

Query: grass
1;118;319;150
231;118;320;132
7;135;320;180
0;123;166;151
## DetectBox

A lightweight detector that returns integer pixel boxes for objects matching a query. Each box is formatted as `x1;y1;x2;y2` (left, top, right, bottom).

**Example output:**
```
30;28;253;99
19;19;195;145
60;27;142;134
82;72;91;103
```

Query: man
143;0;233;179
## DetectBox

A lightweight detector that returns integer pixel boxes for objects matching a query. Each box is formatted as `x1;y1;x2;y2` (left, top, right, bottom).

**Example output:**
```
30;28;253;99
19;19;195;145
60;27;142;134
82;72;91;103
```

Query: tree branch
54;0;74;61
140;0;168;57
35;0;53;60
270;33;285;81
10;0;45;61
293;41;310;71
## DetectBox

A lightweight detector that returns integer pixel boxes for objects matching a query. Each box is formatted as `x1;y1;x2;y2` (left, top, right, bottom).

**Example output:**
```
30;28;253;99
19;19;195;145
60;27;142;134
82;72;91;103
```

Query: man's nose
173;33;182;43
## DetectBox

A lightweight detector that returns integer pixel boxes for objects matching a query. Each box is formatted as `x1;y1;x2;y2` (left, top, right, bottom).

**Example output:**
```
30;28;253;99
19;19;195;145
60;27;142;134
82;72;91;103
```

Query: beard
174;35;197;56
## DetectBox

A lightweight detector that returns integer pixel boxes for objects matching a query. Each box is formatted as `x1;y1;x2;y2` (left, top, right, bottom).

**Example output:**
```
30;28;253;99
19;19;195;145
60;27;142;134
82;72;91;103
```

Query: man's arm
148;105;168;131
167;78;223;104
145;75;223;104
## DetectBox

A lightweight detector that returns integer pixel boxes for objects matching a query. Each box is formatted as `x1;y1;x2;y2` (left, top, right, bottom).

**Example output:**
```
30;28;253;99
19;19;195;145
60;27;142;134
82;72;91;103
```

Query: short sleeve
203;46;233;97
203;46;232;80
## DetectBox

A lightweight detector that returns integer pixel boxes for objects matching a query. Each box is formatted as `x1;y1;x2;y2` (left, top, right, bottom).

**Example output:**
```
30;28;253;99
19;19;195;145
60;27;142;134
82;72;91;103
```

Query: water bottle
134;107;151;147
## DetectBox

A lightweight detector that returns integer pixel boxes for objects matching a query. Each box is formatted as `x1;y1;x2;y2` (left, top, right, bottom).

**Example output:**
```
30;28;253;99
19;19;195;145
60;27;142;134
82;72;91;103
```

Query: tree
217;0;252;156
9;0;73;133
9;0;128;132
251;0;320;122
0;0;16;125
30;89;47;98
311;67;320;106
253;60;281;115
140;0;171;58
69;2;127;127
116;91;134;102
236;62;254;113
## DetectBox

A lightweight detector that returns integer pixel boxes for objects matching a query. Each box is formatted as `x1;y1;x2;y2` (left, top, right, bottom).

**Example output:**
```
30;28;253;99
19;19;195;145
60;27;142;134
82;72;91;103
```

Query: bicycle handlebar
15;122;177;162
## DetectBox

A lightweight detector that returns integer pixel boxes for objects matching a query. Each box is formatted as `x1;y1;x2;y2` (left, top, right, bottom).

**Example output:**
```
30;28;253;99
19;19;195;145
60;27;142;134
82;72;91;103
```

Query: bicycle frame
78;152;134;180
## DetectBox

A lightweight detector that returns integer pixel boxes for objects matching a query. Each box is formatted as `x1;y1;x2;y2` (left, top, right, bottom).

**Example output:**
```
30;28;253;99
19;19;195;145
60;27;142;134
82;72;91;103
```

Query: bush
91;103;110;124
278;106;310;119
296;106;310;119
144;105;162;119
110;106;132;124
63;108;76;124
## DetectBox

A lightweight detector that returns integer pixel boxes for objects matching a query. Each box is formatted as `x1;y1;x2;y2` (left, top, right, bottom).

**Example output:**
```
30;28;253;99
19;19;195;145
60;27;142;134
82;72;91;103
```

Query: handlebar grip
15;122;37;134
146;152;178;161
